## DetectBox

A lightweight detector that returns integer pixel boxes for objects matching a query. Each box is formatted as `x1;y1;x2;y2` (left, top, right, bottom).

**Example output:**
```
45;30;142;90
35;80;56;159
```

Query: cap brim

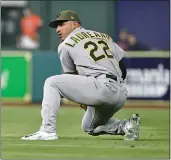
48;20;68;28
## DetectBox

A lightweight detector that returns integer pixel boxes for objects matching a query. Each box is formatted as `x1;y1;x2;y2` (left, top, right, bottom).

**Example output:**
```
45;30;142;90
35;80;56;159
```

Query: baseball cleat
21;131;58;140
124;114;140;141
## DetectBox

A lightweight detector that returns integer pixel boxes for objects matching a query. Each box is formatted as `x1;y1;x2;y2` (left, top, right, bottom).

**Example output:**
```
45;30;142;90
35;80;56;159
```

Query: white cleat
124;114;140;141
21;131;58;140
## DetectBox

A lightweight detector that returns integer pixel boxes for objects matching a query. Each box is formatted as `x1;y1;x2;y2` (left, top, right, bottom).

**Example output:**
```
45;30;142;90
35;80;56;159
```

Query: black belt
94;74;118;82
106;74;117;81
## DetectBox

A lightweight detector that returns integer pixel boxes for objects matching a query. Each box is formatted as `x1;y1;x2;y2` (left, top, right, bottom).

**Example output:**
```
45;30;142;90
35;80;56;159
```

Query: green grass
1;106;170;159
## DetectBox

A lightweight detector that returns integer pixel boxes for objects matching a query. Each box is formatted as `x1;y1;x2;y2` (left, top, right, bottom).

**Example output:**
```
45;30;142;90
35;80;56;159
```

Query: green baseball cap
49;10;81;28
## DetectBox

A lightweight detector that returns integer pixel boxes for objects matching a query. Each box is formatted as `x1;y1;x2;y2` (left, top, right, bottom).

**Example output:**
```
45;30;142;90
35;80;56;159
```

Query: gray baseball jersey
58;27;125;77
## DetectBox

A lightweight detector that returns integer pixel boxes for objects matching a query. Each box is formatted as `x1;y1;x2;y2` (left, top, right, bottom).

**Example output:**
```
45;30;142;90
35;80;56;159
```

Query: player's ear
73;21;79;29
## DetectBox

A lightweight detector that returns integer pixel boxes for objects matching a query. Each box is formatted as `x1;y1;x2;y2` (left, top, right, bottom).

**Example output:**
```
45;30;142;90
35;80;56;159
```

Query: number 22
84;40;113;62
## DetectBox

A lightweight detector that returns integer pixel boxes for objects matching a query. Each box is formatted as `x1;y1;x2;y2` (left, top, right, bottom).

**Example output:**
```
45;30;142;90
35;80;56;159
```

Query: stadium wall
1;50;169;107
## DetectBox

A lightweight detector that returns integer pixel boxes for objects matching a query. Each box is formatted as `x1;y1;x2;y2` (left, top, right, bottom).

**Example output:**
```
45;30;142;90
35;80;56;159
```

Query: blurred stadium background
1;0;170;159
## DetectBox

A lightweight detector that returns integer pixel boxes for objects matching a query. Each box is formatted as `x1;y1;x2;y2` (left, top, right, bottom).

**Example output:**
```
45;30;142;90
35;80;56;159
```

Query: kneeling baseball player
21;10;140;141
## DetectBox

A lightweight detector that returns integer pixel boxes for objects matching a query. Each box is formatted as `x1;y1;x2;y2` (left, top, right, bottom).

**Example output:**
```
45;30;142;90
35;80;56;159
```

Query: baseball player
21;10;140;141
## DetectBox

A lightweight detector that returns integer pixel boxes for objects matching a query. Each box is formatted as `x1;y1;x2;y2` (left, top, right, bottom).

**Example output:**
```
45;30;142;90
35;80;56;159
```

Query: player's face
56;21;77;41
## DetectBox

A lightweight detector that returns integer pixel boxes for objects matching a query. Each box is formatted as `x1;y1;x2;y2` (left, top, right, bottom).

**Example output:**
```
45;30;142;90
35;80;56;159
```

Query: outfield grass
1;105;170;159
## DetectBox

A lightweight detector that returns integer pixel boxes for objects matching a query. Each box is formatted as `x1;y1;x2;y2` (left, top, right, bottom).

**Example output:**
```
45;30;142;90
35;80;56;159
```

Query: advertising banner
124;53;169;101
1;51;32;103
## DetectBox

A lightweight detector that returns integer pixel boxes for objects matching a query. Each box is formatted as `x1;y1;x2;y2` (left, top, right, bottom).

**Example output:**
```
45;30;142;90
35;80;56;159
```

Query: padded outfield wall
1;50;169;107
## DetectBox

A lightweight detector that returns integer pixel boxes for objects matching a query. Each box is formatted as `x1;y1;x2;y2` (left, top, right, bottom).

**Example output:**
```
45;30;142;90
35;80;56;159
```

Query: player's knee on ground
81;124;98;136
81;120;91;132
81;120;95;135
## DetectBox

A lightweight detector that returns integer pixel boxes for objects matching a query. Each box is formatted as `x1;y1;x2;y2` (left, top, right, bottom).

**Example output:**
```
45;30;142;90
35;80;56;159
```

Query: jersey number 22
84;40;113;62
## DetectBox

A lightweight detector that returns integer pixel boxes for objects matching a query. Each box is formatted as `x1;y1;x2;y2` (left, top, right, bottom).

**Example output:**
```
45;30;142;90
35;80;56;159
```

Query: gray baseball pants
39;74;128;135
